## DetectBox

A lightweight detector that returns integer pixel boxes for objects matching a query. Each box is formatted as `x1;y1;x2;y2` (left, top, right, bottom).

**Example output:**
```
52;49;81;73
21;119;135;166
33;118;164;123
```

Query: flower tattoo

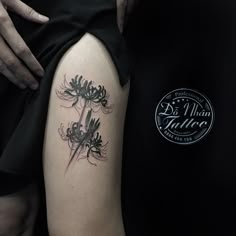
56;75;113;171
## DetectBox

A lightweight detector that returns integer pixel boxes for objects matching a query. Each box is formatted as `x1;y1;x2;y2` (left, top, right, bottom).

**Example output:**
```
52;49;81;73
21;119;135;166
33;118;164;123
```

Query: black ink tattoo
56;75;113;170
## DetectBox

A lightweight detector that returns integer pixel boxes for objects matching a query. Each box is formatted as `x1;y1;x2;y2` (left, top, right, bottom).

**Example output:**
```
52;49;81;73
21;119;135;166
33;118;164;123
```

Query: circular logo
155;88;214;145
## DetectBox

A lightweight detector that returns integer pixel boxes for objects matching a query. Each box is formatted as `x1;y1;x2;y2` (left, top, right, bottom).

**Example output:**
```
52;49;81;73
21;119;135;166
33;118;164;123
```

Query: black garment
122;1;236;235
0;0;129;195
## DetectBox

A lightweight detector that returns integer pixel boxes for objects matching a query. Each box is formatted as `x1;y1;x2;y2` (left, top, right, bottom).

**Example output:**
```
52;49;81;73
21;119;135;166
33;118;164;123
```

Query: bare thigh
43;33;129;235
0;183;39;236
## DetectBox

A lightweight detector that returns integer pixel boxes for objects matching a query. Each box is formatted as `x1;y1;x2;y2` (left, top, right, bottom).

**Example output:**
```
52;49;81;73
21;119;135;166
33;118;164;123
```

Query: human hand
0;0;49;90
117;0;138;32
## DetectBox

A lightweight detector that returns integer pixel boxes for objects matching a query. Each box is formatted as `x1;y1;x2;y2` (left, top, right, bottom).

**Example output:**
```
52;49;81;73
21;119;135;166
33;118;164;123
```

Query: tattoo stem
78;100;87;125
66;138;84;171
66;100;87;171
65;131;91;171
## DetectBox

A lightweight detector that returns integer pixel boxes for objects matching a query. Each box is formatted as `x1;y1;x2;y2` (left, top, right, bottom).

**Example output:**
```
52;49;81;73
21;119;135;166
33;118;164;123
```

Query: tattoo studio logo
155;88;214;145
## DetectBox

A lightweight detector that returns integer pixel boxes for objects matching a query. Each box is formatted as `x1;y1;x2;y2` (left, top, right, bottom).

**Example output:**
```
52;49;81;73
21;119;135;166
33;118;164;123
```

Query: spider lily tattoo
56;75;113;171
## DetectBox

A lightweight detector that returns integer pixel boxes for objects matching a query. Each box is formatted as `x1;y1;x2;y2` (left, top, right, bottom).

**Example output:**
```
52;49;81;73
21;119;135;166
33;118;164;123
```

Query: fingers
5;0;49;23
0;0;49;89
0;59;26;89
116;0;139;32
116;0;127;33
126;0;139;14
0;36;39;90
0;2;44;78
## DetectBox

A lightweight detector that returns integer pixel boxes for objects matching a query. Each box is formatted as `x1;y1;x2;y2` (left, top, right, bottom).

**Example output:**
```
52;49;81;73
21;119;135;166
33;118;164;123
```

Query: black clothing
122;1;236;235
0;0;129;195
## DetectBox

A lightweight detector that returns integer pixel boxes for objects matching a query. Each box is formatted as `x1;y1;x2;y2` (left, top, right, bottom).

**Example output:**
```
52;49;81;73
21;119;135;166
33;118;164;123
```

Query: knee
0;200;28;235
0;213;25;235
0;185;39;236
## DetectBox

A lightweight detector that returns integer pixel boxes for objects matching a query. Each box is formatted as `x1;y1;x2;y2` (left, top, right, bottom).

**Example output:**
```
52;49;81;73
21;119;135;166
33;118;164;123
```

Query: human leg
0;178;39;236
43;33;129;236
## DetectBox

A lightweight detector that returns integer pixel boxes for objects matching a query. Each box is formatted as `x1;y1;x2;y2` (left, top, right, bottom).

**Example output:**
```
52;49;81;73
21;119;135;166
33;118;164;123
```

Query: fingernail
31;83;39;90
19;84;27;89
38;14;49;22
37;69;44;77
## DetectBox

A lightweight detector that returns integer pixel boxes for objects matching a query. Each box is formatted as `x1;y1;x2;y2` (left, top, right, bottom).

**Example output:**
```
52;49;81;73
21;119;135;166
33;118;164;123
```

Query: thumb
6;0;49;23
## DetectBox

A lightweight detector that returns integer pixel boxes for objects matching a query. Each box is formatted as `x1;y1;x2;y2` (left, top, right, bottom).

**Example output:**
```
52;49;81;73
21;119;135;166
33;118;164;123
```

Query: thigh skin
43;33;129;236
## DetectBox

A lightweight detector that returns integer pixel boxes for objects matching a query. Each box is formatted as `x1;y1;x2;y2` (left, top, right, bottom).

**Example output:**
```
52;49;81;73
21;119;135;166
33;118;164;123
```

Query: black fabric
0;172;32;196
122;0;236;235
0;0;129;180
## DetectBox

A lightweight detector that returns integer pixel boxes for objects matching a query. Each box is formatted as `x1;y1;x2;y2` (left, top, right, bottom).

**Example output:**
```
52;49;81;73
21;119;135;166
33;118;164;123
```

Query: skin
0;183;39;236
0;0;137;90
0;0;49;89
43;33;129;236
0;1;136;235
116;0;139;32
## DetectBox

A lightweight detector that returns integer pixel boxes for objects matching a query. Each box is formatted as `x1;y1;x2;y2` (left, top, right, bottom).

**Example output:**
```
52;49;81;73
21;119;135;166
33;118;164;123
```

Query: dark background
122;0;236;235
35;1;236;235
